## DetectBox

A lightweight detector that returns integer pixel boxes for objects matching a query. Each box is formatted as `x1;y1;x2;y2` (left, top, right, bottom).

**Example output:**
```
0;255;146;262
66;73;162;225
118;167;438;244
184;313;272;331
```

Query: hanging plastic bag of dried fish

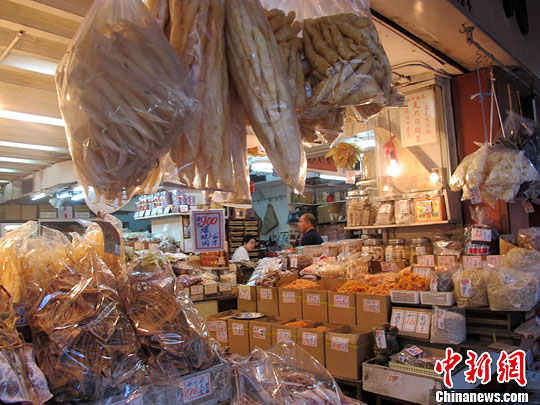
55;0;199;214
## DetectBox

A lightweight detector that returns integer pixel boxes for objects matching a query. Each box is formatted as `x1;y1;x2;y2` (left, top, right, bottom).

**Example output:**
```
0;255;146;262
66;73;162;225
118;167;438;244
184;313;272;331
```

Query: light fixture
73;185;84;193
31;192;46;200
57;191;71;199
429;171;440;183
71;193;86;201
383;185;390;192
386;156;401;177
0;156;46;165
251;161;274;173
0;168;26;173
320;174;346;181
0;110;65;127
0;141;69;153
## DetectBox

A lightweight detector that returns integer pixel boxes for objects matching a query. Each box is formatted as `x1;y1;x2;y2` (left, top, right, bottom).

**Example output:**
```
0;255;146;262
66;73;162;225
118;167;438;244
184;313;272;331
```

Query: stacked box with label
325;326;374;379
227;318;250;356
297;323;347;366
356;293;391;328
278;286;303;319
237;285;257;312
302;286;329;322
326;279;357;325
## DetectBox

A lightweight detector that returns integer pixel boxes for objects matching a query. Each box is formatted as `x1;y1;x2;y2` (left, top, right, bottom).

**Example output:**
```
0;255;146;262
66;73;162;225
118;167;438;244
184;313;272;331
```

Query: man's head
242;234;257;251
299;213;317;233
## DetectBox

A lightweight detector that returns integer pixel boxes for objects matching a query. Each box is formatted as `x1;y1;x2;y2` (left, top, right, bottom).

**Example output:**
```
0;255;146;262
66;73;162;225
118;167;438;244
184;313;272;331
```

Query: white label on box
402;311;418;332
415;246;426;256
472;228;492;242
435;308;445;329
191;285;203;295
413;267;432;278
219;282;231;292
148;243;159;251
331;336;349;352
385;250;393;263
216;330;228;342
180;204;189;213
461;278;472;297
208;321;217;332
164;206;171;214
381;262;398;272
385;371;404;386
307;293;320;306
134;242;144;250
437;256;456;266
302;332;318;347
277;329;292;342
463;256;482;269
216;321;226;332
487;255;501;267
144;210;152;217
406;346;423;356
239;286;251;300
334;295;350;308
341;242;350;256
363;299;380;313
183;373;212;401
375;329;387;349
470;186;483;204
416;312;431;334
391;310;404;330
260;288;272;300
253;326;266;339
232;323;244;336
417;255;435;266
151;208;158;217
430;278;438;292
282;291;296;304
290;255;298;268
205;284;218;295
157;207;164;216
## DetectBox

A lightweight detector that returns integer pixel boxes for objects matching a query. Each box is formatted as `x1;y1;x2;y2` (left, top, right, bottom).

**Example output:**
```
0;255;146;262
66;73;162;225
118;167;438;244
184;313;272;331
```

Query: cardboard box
413;196;447;223
249;316;294;351
207;310;239;345
389;290;420;304
390;306;432;339
325;326;374;379
227;318;250;356
356;294;391;328
238;285;257;312
326;279;357;325
0;205;21;220
21;205;37;220
39;205;56;219
278;287;303;319
257;276;296;317
270;319;313;346
74;206;91;219
298;323;347;366
302;288;329;323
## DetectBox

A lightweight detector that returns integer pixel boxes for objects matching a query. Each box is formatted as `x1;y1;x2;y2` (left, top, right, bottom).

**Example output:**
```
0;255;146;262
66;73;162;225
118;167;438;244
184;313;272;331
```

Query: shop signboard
399;89;437;147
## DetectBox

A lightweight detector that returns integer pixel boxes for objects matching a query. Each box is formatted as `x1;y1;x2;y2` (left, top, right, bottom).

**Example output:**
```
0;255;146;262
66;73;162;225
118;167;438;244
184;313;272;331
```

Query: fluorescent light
71;193;86;201
0;110;65;127
0;180;9;184
57;191;71;199
31;192;46;200
0;141;69;153
1;54;57;75
320;174;346;181
73;185;84;193
0;156;46;165
0;168;26;173
251;162;274;173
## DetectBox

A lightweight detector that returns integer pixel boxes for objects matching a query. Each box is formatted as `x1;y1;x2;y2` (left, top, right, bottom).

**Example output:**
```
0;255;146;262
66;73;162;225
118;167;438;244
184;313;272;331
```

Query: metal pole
0;31;25;64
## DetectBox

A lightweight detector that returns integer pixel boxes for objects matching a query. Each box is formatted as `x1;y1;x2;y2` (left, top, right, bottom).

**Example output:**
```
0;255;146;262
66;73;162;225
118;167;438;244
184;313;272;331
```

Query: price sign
180;204;189;213
302;332;318;347
277;329;292;342
144;210;152;217
415;246;426;256
216;330;228;342
430;278;438;292
151;208;158;217
523;200;535;214
346;170;356;184
406;346;424;356
334;295;350;308
363;299;380;313
157;207;164;216
205;284;218;295
282;291;296;304
417;255;435;266
253;326;266;339
390;309;404;329
416;312;431;334
95;221;121;256
470;186;483;204
134;211;140;219
260;288;272;300
215;321;227;332
437;255;456;266
208;321;217;332
192;209;225;252
148;243;159;251
435;308;445;329
381;262;398;272
133;241;144;250
461;278;472;297
232;323;244;336
331;336;349;352
219;282;231;292
413;267;432;278
191;285;203;296
402;311;418;332
463;256;483;269
471;228;492;242
487;255;501;267
164;205;171;214
306;293;320;306
14;305;27;326
385;371;404;386
239;286;251;300
375;329;387;349
290;255;298;268
183;373;211;401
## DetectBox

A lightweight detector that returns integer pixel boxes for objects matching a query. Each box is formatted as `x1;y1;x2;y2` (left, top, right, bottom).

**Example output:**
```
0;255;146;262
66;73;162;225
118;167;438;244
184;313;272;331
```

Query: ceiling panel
32;0;93;18
0;81;61;118
0;26;67;62
0;64;56;91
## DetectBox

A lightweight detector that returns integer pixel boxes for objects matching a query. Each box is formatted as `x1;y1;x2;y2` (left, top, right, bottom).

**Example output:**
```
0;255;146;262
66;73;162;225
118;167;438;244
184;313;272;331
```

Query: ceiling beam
0;64;56;91
0;117;66;143
31;0;93;18
0;81;61;118
0;26;67;61
0;146;68;161
12;0;84;22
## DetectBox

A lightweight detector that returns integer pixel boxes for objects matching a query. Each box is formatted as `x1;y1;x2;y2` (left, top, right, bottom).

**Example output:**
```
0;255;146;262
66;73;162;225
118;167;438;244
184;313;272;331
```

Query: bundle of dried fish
56;0;198;213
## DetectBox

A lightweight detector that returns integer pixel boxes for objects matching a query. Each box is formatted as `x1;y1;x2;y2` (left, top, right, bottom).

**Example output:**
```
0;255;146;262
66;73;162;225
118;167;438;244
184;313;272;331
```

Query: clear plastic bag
225;0;307;192
389;345;441;370
56;0;199;214
231;340;363;404
517;227;540;251
452;267;488;308
464;206;499;256
501;247;540;280
247;257;293;286
430;306;466;345
487;265;539;311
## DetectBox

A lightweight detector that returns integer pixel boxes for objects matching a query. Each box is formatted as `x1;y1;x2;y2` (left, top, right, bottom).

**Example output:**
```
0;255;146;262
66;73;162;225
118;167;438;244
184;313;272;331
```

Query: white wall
252;181;289;242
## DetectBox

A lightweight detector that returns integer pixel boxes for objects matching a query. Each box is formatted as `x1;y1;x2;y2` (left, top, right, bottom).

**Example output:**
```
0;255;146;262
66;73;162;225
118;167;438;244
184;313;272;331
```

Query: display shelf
319;220;347;225
288;202;321;206
134;212;190;221
38;219;90;226
344;220;453;230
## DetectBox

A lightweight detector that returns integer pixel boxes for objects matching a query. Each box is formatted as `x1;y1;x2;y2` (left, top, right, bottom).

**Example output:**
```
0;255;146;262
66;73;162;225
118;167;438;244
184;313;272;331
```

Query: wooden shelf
134;212;190;221
319;220;347;225
344;220;453;230
289;200;346;207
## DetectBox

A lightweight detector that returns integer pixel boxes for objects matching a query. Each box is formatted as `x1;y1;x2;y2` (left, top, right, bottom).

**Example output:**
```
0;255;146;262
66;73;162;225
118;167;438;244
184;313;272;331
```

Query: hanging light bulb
429;171;440;183
386;151;401;177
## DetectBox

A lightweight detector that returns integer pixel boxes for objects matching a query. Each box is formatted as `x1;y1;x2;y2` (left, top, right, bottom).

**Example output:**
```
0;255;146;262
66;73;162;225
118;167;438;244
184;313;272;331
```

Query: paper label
463;256;482;269
151;208;158;216
144;210;152;217
470;186;483;204
435;308;445;329
363;299;380;313
14;305;27;326
391;309;404;329
487;255;501;267
260;288;272;300
148;243;159;251
406;346;424;356
290;255;298;268
375;329;387;349
437;255;456;266
239;286;251;300
253;326;267;339
331;336;349;352
302;332;318;347
341;242;350;256
157;207;164;216
471;228;492;242
430;278;438;292
95;221;122;256
216;330;228;342
402;311;418;332
164;206;171;214
385;371;404;386
232;323;244;336
205;284;218;295
208;321;217;332
219;282;231;292
191;285;203;295
523;200;535;214
346;170;356;184
461;278;472;297
417;255;435;266
133;241;144;250
277;329;291;342
334;295;350;308
183;373;211;401
282;291;296;304
180;204;189;213
397;200;410;215
413;267;432;278
416;312;431;333
218;256;225;266
215;321;226;332
307;293;320;306
381;262;398;272
415;246;426;256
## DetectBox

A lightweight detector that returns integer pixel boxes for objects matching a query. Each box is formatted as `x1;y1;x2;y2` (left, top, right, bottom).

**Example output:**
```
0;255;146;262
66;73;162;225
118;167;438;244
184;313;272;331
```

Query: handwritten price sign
192;210;225;252
331;336;349;352
307;294;320;306
334;295;350;308
183;373;212;401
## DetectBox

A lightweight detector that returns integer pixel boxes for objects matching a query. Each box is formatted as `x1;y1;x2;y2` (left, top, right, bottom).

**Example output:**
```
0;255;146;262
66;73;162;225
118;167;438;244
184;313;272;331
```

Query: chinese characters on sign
399;89;437;147
434;348;527;389
192;210;225;252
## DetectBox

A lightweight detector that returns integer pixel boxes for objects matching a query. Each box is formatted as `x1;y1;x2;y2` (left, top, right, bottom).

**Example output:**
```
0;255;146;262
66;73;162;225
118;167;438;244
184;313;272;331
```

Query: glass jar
409;237;433;264
362;238;385;261
385;239;410;264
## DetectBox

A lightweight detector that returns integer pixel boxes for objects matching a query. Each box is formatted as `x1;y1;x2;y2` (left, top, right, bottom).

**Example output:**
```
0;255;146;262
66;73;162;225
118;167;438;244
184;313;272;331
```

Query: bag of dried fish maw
487;265;539;311
452;266;488;308
24;227;145;403
56;0;199;214
226;0;307;192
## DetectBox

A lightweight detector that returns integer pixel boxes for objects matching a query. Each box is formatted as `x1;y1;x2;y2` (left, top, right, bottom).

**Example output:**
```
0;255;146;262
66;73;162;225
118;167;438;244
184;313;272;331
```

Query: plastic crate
390;290;420;304
388;361;440;378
